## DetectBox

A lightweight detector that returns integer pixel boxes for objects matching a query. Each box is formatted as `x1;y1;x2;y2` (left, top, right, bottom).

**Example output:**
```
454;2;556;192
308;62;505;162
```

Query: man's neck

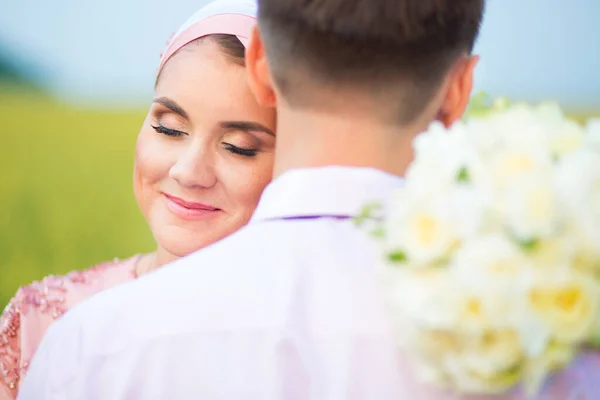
273;106;428;178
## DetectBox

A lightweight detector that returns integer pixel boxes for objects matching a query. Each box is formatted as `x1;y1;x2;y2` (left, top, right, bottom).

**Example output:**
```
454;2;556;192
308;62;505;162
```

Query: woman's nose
169;141;217;189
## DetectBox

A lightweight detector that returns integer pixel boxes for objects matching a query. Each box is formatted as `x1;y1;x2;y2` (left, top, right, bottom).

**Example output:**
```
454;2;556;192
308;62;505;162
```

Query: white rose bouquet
369;99;600;396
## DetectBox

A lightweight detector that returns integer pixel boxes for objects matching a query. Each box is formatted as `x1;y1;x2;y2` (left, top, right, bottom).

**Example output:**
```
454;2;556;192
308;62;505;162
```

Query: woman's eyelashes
152;122;258;158
151;124;187;138
222;143;258;157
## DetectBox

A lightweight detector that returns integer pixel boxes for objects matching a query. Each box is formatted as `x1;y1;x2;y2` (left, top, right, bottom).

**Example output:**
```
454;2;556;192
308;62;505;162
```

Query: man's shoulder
62;220;376;357
58;225;303;356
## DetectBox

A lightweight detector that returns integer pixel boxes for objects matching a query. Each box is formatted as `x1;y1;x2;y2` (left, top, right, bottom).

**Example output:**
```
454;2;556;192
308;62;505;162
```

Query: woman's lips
163;193;222;220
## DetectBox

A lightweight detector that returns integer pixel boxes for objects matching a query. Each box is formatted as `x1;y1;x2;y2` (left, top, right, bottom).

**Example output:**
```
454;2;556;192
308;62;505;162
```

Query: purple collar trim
264;214;353;222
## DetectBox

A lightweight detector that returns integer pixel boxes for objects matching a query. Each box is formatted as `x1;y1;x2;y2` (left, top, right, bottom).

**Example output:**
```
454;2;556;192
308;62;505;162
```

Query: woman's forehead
154;45;266;123
159;42;244;93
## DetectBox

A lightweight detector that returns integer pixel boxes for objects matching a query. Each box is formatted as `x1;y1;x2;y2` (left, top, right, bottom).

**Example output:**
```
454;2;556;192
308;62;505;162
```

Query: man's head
246;0;485;127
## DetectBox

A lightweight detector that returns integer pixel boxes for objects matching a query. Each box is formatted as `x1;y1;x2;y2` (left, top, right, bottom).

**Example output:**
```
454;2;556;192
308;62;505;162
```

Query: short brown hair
258;0;485;123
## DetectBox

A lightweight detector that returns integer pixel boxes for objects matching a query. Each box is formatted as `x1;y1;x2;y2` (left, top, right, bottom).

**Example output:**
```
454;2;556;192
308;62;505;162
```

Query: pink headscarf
159;0;257;71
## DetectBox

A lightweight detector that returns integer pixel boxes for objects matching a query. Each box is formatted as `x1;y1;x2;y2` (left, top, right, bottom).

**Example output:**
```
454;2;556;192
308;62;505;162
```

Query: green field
0;86;154;308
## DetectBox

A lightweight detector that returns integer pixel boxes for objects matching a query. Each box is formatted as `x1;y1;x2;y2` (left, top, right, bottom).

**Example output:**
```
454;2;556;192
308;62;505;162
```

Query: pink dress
0;255;140;399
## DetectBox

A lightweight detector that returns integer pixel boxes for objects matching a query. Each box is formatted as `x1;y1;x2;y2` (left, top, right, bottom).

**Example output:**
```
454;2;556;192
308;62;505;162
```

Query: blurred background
1;0;599;308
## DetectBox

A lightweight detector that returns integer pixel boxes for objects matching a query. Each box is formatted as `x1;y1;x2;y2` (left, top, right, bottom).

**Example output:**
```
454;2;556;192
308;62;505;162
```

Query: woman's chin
153;227;225;260
159;240;211;260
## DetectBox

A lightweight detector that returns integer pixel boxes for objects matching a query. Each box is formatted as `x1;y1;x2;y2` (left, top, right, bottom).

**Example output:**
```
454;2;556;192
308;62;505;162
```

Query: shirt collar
250;166;404;223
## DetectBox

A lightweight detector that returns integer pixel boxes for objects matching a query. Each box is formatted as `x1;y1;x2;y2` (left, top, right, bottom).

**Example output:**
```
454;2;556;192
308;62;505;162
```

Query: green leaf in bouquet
492;364;522;394
464;92;511;120
456;166;470;183
387;250;407;264
492;96;511;111
464;91;492;118
518;238;540;252
353;202;383;227
590;335;600;348
369;226;385;239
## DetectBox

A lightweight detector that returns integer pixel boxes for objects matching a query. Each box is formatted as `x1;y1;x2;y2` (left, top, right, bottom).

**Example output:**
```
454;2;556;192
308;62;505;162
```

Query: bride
0;1;271;398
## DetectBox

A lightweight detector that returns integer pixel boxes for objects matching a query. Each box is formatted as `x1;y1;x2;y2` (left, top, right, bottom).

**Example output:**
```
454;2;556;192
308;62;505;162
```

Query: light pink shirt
16;167;600;399
0;256;140;399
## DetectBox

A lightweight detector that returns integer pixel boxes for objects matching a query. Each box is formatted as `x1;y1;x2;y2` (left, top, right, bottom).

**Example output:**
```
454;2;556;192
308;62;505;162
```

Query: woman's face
134;38;276;262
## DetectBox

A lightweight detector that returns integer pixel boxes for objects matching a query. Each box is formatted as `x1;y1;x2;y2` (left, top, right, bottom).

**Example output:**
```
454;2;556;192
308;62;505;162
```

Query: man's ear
438;55;479;127
245;26;277;108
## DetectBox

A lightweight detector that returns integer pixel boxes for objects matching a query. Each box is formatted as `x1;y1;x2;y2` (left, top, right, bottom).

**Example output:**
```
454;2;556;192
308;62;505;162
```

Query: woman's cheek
228;156;274;216
134;129;174;216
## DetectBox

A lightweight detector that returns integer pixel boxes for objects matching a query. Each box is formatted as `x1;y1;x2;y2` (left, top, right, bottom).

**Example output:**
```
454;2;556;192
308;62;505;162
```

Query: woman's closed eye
151;124;187;138
221;130;262;158
222;142;258;157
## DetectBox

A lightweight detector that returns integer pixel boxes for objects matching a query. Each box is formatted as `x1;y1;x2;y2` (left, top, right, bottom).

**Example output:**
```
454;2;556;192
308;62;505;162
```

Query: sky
1;0;598;111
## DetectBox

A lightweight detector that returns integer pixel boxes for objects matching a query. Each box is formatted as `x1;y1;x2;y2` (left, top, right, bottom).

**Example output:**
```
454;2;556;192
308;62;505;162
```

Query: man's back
19;167;405;399
19;170;600;400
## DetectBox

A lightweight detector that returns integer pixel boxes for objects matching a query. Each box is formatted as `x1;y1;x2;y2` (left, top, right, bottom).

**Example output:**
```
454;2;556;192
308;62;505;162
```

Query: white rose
490;104;552;150
548;119;585;159
383;268;458;331
451;234;525;286
525;270;598;343
384;186;485;266
555;148;600;265
528;234;577;270
448;235;554;356
523;340;577;397
534;102;565;125
464;117;500;156
489;144;553;190
500;173;559;241
482;105;555;187
442;330;524;394
408;121;483;190
384;199;454;266
584;118;600;150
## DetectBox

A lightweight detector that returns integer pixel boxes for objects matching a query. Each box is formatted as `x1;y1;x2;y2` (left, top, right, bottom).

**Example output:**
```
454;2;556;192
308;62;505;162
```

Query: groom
20;0;483;398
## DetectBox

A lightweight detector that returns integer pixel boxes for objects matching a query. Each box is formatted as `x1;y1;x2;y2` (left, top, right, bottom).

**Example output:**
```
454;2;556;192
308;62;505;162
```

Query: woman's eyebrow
221;121;275;137
153;97;189;119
